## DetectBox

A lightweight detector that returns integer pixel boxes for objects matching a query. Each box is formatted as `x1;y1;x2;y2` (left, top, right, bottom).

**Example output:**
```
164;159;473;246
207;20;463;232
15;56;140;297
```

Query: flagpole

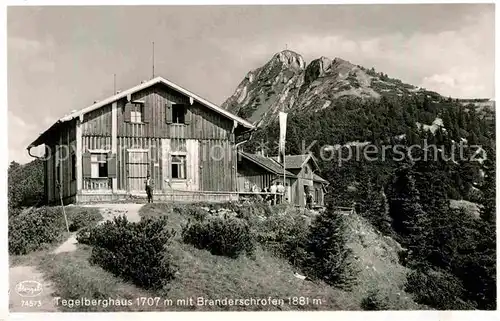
283;142;286;202
279;111;287;204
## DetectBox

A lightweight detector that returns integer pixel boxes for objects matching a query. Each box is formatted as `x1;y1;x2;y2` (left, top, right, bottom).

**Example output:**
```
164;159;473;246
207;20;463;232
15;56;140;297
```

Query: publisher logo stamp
15;281;43;298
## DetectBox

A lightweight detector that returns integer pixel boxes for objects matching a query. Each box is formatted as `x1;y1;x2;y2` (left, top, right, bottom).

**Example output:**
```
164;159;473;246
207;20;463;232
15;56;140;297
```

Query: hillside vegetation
231;55;496;309
25;203;421;311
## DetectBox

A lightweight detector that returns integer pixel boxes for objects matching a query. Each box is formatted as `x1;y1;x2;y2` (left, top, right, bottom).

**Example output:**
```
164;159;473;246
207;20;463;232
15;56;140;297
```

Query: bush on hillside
76;226;92;245
87;215;176;290
182;215;255;259
361;290;389;310
192;201;274;220
8;160;44;210
254;208;310;266
9;207;65;255
8;206;101;255
302;206;358;290
66;207;103;232
405;269;475;310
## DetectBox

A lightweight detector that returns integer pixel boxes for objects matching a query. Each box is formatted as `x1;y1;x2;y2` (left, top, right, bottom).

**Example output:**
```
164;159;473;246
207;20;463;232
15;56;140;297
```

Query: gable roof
239;151;329;185
284;153;319;170
239;151;296;178
28;76;255;148
313;173;329;185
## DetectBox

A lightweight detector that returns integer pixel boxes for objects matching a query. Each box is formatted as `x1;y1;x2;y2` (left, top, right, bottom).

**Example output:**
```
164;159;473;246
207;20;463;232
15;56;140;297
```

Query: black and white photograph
6;2;496;315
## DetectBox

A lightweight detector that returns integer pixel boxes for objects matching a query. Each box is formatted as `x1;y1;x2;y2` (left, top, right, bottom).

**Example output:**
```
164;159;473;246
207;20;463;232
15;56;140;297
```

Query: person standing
269;181;278;205
306;190;313;209
276;181;285;204
145;173;154;203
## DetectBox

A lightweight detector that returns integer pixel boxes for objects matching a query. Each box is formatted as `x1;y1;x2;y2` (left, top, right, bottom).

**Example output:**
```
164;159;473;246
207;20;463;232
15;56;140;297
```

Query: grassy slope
139;203;422;310
344;213;421;309
11;203;422;311
140;203;350;311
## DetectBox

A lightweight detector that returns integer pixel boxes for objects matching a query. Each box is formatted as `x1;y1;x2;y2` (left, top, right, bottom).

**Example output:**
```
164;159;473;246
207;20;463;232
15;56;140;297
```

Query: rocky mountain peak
223;50;444;127
270;50;306;71
304;56;333;84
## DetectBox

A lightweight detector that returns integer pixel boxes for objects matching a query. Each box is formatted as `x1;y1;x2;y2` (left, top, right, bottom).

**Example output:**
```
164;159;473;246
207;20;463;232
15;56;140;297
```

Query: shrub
8;160;44;209
186;206;210;221
255;209;310;266
405;269;475;310
87;215;176;290
9;206;100;255
302;206;358;290
66;207;102;232
361;290;389;310
76;226;92;245
182;215;255;258
9;207;65;255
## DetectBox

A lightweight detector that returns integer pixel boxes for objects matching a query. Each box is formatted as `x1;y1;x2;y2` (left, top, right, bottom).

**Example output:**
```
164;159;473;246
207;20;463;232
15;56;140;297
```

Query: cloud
214;10;494;99
420;66;488;98
8;110;39;164
8;36;56;74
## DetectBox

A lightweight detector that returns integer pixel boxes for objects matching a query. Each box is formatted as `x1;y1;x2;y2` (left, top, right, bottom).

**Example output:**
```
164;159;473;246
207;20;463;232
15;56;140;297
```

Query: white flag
279;112;287;163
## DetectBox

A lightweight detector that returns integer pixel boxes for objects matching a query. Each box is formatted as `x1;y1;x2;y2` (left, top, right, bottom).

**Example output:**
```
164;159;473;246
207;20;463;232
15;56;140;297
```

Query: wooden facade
236;152;329;207
27;77;254;204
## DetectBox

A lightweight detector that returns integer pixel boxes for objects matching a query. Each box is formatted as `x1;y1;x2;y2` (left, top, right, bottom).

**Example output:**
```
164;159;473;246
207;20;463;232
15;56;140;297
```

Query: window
131;103;143;123
71;154;76;181
304;166;309;174
171;155;186;179
172;104;185;124
91;153;108;178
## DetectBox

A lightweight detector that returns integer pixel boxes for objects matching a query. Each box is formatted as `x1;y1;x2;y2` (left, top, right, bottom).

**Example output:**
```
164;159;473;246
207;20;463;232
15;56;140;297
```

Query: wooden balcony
83;177;111;192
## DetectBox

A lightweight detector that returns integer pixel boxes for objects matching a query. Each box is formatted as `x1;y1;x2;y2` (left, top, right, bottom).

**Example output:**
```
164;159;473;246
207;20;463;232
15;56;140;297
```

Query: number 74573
21;300;42;308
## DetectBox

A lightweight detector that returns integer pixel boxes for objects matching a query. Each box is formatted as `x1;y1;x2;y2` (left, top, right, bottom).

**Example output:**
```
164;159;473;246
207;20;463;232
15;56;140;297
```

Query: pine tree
374;188;393;236
388;165;431;265
480;145;495;224
303;206;358;289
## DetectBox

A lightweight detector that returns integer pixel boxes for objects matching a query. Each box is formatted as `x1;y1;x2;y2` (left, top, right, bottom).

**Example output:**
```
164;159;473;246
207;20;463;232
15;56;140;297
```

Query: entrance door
127;150;149;192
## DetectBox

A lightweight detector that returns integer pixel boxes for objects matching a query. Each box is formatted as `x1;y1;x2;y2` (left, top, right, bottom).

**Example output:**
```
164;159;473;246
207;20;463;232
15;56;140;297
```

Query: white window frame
170;151;187;180
130;102;144;124
90;152;109;179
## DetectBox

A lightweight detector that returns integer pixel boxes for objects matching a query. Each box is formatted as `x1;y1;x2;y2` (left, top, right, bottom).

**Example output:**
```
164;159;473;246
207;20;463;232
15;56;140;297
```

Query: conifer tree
388;164;431;264
303;205;358;289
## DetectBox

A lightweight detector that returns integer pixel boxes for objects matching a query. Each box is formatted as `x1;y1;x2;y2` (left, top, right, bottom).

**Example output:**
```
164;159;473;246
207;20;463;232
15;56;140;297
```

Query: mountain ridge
222;50;494;126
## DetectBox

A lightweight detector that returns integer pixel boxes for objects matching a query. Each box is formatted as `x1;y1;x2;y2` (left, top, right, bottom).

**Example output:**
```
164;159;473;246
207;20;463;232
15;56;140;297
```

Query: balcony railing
83;177;111;191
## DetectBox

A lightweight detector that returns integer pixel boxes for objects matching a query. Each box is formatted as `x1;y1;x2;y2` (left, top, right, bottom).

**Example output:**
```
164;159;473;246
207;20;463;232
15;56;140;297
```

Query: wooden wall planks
47;81;243;201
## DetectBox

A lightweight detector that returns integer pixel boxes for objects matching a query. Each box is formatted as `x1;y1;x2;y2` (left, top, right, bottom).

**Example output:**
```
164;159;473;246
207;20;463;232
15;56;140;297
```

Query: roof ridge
28;76;255;148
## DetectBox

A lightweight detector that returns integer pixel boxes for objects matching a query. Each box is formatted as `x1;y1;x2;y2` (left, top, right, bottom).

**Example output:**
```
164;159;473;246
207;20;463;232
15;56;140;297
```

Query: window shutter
107;152;117;178
124;102;133;122
184;105;191;125
165;101;173;124
143;102;151;123
82;152;91;178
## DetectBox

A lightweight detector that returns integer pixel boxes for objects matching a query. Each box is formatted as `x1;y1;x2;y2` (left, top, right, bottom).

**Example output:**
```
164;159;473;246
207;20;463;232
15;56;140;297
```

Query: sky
8;4;495;164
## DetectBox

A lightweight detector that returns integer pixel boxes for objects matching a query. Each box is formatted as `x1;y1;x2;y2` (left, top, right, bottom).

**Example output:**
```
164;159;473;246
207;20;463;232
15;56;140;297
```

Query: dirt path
9;203;145;313
9;266;58;312
52;203;144;254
